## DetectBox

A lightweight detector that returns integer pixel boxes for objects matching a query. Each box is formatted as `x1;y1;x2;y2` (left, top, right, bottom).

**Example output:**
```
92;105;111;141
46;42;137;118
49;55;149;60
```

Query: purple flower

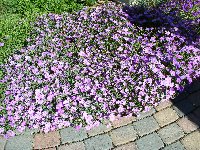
0;42;4;47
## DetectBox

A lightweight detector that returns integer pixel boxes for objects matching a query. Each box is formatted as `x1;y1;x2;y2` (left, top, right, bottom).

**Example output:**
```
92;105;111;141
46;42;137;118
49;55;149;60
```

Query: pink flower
0;128;4;134
0;42;4;47
118;106;124;113
17;126;26;133
75;124;82;131
144;106;150;112
79;51;87;57
109;113;116;122
106;123;112;128
7;130;15;138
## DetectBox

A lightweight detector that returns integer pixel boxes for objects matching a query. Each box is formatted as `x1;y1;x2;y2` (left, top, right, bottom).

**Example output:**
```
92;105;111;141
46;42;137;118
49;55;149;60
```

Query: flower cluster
0;1;199;138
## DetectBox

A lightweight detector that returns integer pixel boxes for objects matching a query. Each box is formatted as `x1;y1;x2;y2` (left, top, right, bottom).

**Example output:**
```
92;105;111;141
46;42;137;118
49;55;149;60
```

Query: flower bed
0;1;199;139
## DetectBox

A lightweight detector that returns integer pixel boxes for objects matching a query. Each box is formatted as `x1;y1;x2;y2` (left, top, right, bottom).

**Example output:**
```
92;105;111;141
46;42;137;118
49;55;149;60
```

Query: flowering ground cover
0;0;199;139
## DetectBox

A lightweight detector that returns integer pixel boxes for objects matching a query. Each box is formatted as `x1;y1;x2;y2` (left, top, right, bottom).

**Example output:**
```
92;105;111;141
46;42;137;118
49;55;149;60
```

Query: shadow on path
172;77;200;128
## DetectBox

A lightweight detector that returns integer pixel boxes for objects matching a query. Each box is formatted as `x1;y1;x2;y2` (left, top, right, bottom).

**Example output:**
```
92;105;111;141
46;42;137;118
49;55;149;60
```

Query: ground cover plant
0;0;98;130
0;0;199;138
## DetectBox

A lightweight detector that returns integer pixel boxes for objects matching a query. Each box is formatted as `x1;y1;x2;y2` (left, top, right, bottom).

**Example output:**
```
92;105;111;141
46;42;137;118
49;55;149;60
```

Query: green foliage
0;0;98;65
130;0;168;7
0;0;98;114
1;0;84;15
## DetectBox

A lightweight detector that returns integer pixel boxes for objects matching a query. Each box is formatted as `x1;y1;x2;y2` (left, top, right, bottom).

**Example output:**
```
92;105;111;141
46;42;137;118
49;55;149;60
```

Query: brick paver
0;136;6;150
58;142;85;150
112;142;137;150
111;115;136;128
137;107;156;120
87;123;112;137
14;127;39;136
162;141;185;150
157;123;185;145
33;131;60;149
133;116;159;137
155;100;172;111
135;132;164;150
154;107;179;127
5;134;33;150
181;130;200;150
110;124;137;146
60;127;87;144
84;134;113;150
177;116;198;133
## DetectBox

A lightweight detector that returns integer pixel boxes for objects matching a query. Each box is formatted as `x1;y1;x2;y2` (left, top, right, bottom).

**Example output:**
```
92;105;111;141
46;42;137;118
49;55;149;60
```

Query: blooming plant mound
0;1;200;138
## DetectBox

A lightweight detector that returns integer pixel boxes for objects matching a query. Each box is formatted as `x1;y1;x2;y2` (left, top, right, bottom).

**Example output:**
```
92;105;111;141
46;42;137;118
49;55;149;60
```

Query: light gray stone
84;134;113;150
137;107;156;120
136;132;164;150
0;136;6;150
162;141;185;150
60;127;88;144
5;134;33;150
133;116;160;137
158;123;185;145
110;124;137;146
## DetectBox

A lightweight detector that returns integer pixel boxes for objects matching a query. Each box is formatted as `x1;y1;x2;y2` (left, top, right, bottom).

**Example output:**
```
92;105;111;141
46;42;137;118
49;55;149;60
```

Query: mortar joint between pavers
179;129;200;144
110;140;137;150
175;118;193;135
107;129;122;148
58;130;62;146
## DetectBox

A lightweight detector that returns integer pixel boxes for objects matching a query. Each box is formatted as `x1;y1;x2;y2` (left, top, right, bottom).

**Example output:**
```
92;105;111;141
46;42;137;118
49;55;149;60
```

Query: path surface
0;79;200;150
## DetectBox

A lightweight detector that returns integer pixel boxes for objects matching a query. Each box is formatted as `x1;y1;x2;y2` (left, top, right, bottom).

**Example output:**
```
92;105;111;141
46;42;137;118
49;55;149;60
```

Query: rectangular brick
157;123;185;145
60;127;87;144
87;123;112;137
136;133;164;150
154;107;179;127
177;116;198;134
133;116;160;137
84;134;113;150
5;134;33;150
58;142;85;150
0;136;6;150
155;100;172;111
110;124;137;146
137;107;156;120
163;141;185;150
181;130;200;150
33;131;60;149
111;115;136;128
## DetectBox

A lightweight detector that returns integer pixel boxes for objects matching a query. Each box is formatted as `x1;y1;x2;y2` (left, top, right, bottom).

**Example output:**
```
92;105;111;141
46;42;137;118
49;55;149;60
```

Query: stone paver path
1;76;200;150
